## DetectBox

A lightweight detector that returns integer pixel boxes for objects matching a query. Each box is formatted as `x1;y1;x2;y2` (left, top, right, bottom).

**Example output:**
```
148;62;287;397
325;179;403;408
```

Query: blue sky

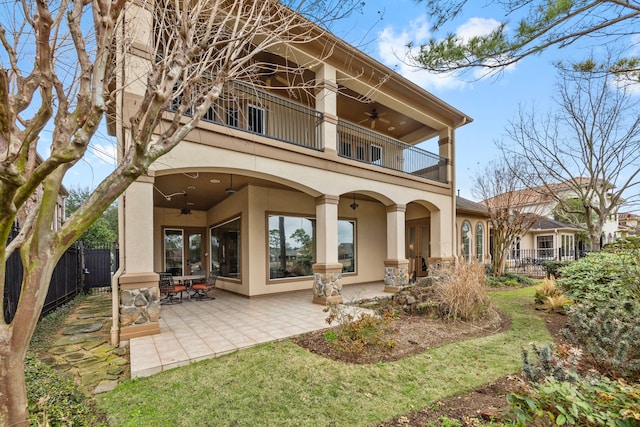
62;0;635;205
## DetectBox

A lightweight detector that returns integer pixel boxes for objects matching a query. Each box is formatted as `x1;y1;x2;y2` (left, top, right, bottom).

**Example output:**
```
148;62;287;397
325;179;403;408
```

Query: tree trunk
0;337;29;426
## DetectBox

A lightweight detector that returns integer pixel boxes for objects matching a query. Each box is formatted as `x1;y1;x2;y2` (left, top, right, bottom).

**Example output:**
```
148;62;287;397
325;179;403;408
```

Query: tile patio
129;283;390;378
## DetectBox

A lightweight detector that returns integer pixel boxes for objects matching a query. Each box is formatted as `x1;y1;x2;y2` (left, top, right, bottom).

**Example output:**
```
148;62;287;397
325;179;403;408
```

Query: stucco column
312;194;343;304
384;204;409;292
315;64;338;154
439;130;453;184
428;209;455;272
118;175;160;340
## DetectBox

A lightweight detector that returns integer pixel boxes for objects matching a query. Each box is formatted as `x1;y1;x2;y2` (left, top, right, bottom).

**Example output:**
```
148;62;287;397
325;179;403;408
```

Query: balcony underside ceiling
152;172;381;212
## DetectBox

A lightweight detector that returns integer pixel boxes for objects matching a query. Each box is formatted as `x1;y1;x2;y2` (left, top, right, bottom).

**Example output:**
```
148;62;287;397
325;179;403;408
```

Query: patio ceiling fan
358;108;390;130
225;174;238;196
179;193;193;215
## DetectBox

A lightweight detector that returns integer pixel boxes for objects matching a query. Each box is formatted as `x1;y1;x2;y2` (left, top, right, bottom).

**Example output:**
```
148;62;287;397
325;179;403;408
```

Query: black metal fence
83;243;119;289
504;248;578;277
4;231;118;323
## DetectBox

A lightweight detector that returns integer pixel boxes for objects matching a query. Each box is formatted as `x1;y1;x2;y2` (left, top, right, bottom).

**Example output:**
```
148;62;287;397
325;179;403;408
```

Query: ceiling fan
225;174;238;195
179;193;193;215
358;108;390;129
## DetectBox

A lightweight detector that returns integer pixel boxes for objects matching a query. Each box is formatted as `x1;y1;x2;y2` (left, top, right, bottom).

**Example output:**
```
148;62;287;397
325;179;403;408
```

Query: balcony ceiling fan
358;108;390;130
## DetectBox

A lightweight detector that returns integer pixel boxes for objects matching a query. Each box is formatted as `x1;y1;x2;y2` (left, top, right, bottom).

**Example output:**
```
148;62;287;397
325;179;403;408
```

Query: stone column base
312;263;343;305
384;259;410;292
119;272;161;340
427;257;455;275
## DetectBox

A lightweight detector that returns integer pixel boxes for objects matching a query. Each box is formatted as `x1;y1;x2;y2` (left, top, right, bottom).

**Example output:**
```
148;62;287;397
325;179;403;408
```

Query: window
203;105;216;122
248;105;265;134
226;107;238;128
338;220;356;273
510;237;521;259
371;144;382;166
537;235;554;259
210;217;241;279
164;228;184;275
561;234;575;259
475;223;484;261
341;141;352;158
461;221;471;261
268;215;356;279
269;215;315;279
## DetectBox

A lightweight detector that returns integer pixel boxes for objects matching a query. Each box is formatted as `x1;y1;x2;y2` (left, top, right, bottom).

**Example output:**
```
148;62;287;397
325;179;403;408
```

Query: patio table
173;275;206;300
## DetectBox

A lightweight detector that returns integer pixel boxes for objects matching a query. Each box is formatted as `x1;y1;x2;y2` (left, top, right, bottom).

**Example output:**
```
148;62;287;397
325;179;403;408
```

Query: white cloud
90;142;117;166
456;17;501;42
376;15;466;91
375;15;518;90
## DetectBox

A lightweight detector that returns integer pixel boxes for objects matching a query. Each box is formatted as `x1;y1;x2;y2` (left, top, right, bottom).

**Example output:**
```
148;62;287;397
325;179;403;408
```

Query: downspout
111;195;125;346
110;11;127;347
451;117;466;265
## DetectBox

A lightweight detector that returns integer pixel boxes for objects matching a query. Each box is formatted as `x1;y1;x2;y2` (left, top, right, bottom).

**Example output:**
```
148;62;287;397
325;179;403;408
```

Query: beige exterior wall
455;215;490;263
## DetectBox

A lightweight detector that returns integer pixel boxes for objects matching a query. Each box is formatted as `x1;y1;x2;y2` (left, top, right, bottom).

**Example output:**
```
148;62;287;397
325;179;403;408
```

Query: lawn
97;287;551;426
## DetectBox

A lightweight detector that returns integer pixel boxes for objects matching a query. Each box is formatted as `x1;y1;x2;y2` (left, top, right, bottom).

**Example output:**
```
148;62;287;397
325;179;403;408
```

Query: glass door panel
406;221;430;279
164;229;184;276
187;232;204;275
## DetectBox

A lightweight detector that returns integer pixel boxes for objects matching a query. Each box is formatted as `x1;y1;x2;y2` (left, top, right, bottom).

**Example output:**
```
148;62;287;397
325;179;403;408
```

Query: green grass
97;287;550;427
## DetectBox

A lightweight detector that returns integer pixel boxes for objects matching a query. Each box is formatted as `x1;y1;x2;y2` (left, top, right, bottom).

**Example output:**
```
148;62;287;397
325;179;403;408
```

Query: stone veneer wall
313;271;343;298
384;266;409;290
119;287;160;327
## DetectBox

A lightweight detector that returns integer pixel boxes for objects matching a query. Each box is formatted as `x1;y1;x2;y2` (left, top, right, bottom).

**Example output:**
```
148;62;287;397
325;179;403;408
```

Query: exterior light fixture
350;193;359;210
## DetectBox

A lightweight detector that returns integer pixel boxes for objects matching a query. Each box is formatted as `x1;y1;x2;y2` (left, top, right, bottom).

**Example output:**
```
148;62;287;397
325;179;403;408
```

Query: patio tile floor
129;283;389;378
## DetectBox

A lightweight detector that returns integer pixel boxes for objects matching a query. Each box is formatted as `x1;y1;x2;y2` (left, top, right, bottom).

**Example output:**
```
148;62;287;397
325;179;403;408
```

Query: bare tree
412;0;640;78
0;0;359;424
474;159;545;276
500;60;640;251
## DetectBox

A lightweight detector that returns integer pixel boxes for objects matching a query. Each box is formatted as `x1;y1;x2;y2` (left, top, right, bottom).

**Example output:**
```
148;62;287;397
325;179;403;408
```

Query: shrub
508;375;640;426
534;276;558;304
541;260;571;278
557;251;640;303
555;250;640;379
434;261;491;321
603;236;640;252
324;305;396;356
485;272;534;288
566;299;640;379
534;277;572;312
509;344;640;426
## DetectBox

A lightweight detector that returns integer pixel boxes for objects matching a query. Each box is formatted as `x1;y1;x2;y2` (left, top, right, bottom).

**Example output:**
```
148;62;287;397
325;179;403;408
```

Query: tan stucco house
455;197;490;264
110;2;472;342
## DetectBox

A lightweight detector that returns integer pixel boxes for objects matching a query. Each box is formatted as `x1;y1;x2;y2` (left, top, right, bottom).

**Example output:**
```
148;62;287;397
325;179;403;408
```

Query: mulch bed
292;299;570;426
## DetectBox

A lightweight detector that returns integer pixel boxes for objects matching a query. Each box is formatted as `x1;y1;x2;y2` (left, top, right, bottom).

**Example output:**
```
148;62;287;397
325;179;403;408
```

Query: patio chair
158;272;187;304
191;272;217;301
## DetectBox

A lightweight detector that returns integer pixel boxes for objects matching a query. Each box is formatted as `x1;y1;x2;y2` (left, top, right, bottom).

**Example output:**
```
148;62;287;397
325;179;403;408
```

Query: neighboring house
483;177;621;254
513;215;582;261
111;4;472;340
618;212;640;237
455;196;490;264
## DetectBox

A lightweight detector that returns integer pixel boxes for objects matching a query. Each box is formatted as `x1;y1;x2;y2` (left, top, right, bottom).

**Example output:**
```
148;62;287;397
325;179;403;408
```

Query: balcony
336;120;447;183
178;80;448;183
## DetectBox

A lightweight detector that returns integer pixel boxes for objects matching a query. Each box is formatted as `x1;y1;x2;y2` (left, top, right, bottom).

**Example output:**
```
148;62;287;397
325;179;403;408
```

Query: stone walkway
40;292;130;395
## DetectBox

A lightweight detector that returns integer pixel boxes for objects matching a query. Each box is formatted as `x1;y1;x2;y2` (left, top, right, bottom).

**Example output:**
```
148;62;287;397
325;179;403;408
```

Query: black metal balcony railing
177;80;323;151
336;120;448;183
171;80;448;183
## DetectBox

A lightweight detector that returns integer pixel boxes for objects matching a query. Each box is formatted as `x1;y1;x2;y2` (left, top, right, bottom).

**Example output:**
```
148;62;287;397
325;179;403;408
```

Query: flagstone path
39;292;130;394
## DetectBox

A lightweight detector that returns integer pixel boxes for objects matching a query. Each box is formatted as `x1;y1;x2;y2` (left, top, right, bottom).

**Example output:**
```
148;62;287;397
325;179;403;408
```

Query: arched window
461;221;471;261
475;223;484;262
